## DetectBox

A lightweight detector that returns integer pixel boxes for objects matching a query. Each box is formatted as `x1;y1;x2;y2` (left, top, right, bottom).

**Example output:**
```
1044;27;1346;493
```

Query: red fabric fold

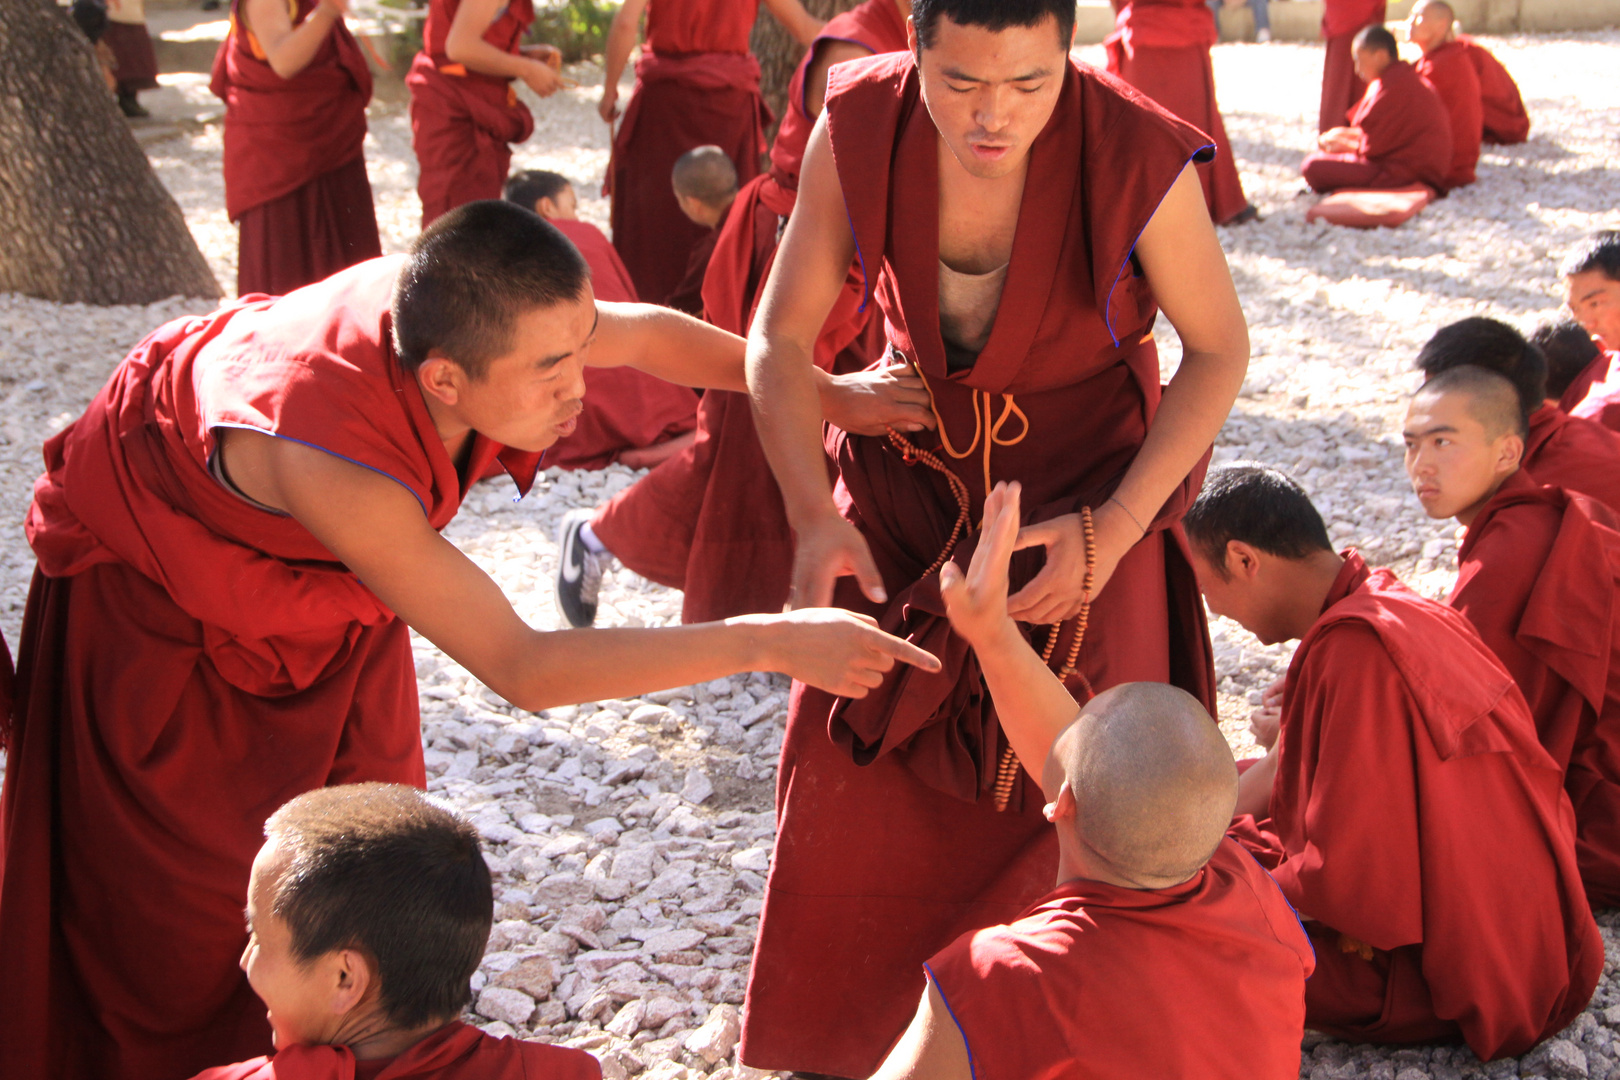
1458;35;1529;144
1525;403;1620;513
1415;40;1483;189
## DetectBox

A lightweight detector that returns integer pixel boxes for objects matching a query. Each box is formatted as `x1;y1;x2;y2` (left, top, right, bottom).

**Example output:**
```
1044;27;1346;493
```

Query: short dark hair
502;170;572;211
1560;230;1620;283
1417;365;1528;440
912;0;1075;51
1531;317;1602;400
392;200;590;378
1184;463;1334;578
264;783;493;1030
1353;24;1399;59
1414;316;1547;422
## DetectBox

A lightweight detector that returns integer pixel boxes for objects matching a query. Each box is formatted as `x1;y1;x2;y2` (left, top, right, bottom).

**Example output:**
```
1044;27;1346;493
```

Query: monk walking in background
1458;31;1529;143
868;482;1313;1080
503;171;699;471
1563;231;1620;430
0;202;940;1080
407;0;569;227
598;0;822;303
1302;26;1452;194
664;146;740;316
211;0;382;297
741;0;1250;1071
1319;0;1385;132
1402;365;1620;907
1189;463;1601;1061
1104;0;1259;225
104;0;160;116
1408;0;1481;190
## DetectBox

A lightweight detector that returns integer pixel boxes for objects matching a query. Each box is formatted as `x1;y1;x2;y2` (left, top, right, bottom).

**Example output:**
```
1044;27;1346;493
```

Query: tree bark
0;0;220;303
750;0;867;141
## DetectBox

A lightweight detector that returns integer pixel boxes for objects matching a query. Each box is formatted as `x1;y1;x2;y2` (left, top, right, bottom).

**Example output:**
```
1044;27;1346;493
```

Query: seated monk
503;170;698;471
1403;366;1620;907
1406;0;1481;190
189;783;601;1080
664;146;740;316
1563;231;1620;431
1302;25;1452;195
1534;316;1608;414
1186;462;1601;1060
867;482;1313;1080
1318;0;1386;133
1417;316;1620;514
1456;32;1529;143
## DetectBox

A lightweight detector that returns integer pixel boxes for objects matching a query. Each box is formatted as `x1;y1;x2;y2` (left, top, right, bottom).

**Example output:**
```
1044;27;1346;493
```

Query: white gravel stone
475;987;536;1028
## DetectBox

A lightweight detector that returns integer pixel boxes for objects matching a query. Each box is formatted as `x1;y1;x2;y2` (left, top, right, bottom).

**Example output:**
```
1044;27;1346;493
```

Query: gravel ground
3;30;1620;1080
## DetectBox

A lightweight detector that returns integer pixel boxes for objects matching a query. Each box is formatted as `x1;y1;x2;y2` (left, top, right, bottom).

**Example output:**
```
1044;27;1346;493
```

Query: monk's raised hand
765;608;941;698
940;482;1022;648
1006;498;1138;624
790;513;887;610
817;363;935;436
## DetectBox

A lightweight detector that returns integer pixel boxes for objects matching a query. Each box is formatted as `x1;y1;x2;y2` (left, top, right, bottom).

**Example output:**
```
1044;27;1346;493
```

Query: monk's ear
331;947;376;1017
1496;433;1525;477
1225;540;1261;582
1043;780;1077;825
416;355;465;408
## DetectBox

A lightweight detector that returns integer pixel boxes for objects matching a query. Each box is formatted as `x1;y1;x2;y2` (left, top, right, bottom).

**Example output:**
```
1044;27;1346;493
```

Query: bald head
1408;0;1455;51
1416;365;1526;439
671;145;739;207
1050;683;1237;888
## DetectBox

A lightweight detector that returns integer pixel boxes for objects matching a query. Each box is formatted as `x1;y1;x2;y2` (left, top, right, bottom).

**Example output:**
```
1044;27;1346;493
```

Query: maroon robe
1558;350;1611;414
1525;403;1620;514
407;0;535;228
663;225;719;317
104;19;160;93
1103;0;1250;225
738;52;1218;1078
1571;351;1620;434
1415;39;1483;190
1231;553;1601;1061
0;258;542;1080
189;1023;601;1080
1319;0;1386;133
1458;35;1529;144
211;0;381;297
926;840;1314;1080
1301;59;1453;193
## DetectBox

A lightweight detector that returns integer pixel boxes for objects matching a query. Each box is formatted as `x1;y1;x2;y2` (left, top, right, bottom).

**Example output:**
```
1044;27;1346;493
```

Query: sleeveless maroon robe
1458;35;1529;144
605;0;767;303
1449;469;1620;907
738;53;1218;1077
1526;403;1620;514
926;841;1314;1080
1302;60;1453;194
407;0;535;228
590;0;907;624
1319;0;1385;133
211;0;380;297
1231;554;1601;1061
0;258;542;1080
1415;40;1483;190
188;1022;602;1080
1103;0;1251;225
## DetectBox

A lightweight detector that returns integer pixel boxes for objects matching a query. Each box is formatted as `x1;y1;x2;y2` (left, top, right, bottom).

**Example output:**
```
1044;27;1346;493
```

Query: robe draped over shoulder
1525;404;1620;514
188;1022;603;1080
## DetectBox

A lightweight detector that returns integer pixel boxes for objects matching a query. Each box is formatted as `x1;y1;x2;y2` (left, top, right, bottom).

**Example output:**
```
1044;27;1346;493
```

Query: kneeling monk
0;201;939;1080
1187;463;1600;1061
869;483;1313;1080
741;0;1250;1072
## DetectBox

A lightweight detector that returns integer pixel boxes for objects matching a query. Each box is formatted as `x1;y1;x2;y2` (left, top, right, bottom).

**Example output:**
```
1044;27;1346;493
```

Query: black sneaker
556;510;606;628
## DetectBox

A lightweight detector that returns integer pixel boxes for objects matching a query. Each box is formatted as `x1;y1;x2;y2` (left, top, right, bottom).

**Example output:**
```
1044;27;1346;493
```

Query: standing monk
0;202;939;1080
407;0;568;228
1407;0;1482;191
598;0;822;303
212;0;383;297
558;0;913;629
1319;0;1385;132
742;0;1249;1072
104;0;159;116
1457;33;1529;143
1104;0;1258;225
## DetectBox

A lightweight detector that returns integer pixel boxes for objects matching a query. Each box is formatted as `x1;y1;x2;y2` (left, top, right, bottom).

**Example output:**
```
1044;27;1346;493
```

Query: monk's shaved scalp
264;783;493;1030
1561;230;1620;283
1184;463;1334;578
1354;24;1399;59
502;169;572;209
1055;683;1237;886
1414;0;1454;24
1415;316;1546;420
671;146;739;207
1417;365;1526;439
1532;317;1602;400
912;0;1076;50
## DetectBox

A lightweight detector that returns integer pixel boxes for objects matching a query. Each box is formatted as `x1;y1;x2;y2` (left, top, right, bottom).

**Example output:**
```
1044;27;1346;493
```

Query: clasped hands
1317;126;1362;154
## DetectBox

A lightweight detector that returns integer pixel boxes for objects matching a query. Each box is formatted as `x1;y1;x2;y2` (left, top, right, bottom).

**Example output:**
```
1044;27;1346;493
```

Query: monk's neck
936;137;1026;274
1454;470;1515;529
417;375;477;468
1278;550;1348;641
337;1014;452;1061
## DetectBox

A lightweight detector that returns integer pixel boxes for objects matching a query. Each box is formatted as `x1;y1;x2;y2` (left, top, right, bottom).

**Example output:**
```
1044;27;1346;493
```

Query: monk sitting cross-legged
190;783;602;1080
866;482;1314;1080
1403;365;1620;907
1407;0;1482;190
1302;25;1453;195
664;146;740;317
1319;0;1385;133
1562;231;1620;432
502;170;698;471
1186;463;1601;1061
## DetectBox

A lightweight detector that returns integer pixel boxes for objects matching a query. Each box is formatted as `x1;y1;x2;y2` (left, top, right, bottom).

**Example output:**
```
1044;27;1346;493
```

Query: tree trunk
750;0;867;142
0;0;220;304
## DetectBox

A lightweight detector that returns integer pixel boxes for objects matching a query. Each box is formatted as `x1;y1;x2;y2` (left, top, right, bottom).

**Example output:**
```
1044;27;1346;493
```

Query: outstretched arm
869;978;972;1080
242;0;347;80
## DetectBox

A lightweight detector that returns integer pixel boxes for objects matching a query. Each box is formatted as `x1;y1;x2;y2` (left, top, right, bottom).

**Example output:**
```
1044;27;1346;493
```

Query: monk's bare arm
242;0;346;80
598;0;648;122
588;302;750;391
445;0;568;95
761;0;826;47
1234;746;1278;818
869;980;972;1080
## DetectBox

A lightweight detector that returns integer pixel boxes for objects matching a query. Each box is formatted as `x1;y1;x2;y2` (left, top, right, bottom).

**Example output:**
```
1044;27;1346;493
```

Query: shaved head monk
1319;0;1386;133
1563;231;1620;431
740;0;1252;1071
190;783;602;1079
406;0;568;227
1303;25;1454;194
599;0;821;303
211;0;382;296
1403;367;1620;907
1456;31;1529;144
1416;315;1620;514
559;0;914;630
1407;0;1482;190
1103;0;1259;225
664;146;740;315
0;201;940;1080
502;170;698;471
866;482;1313;1080
1186;463;1601;1060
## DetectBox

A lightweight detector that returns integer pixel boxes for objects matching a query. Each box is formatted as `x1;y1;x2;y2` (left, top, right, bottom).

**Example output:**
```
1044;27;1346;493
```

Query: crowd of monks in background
8;0;1620;1078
